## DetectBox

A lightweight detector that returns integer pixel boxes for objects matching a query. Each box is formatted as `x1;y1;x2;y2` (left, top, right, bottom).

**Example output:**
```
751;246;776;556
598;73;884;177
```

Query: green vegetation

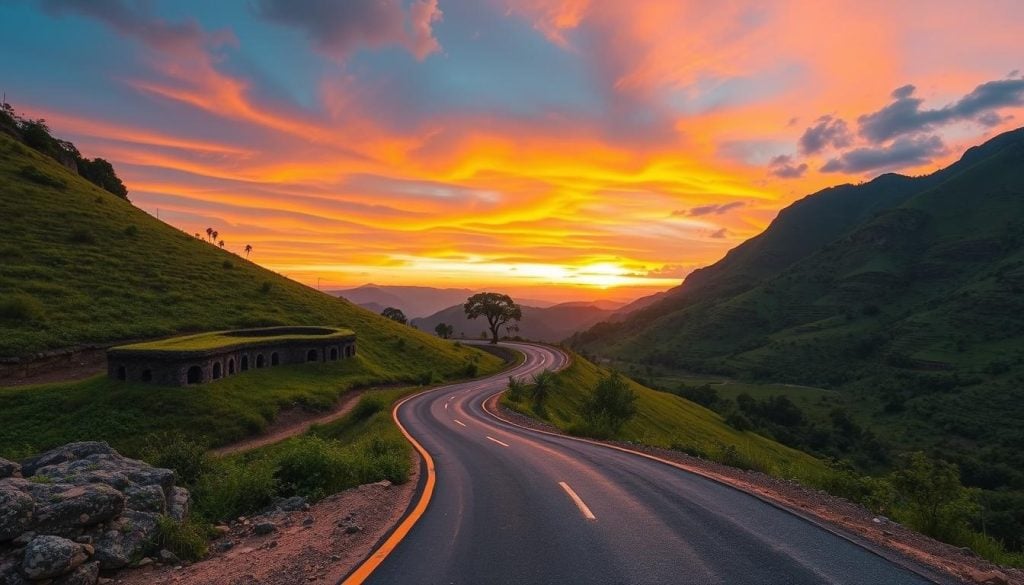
572;128;1024;561
505;354;1024;567
114;326;354;354
464;292;522;344
502;354;823;474
0;347;499;459
1;102;127;198
0;125;502;457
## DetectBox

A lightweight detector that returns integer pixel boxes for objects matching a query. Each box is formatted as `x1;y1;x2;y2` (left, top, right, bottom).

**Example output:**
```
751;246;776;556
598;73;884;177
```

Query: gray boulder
90;511;160;570
21;535;88;580
32;484;125;537
20;443;116;477
124;484;166;514
168;486;190;522
52;561;99;585
0;554;29;585
0;483;34;542
0;460;19;480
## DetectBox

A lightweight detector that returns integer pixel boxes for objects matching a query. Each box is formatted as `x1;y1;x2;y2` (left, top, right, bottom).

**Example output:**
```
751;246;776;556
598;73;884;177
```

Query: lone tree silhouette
464;292;521;344
434;322;454;339
381;307;407;325
244;244;253;258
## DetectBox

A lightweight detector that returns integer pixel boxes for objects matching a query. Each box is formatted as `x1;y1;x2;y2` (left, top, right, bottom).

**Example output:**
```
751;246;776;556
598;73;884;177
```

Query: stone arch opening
227;359;235;375
307;349;319;362
187;366;203;384
256;354;265;368
212;362;222;380
346;345;355;357
116;365;126;381
271;352;280;366
241;355;249;371
329;347;338;361
141;369;153;382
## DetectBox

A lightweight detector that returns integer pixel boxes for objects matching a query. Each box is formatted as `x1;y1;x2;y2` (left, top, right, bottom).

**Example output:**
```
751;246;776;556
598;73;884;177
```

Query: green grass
503;354;825;476
0;348;500;460
0;130;503;457
114;326;354;353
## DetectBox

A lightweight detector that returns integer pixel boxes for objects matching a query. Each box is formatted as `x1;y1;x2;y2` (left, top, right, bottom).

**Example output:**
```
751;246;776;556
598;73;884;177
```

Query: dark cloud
673;201;746;217
768;154;808;179
799;115;852;154
820;135;946;174
40;0;228;50
709;228;728;239
252;0;441;60
858;78;1024;143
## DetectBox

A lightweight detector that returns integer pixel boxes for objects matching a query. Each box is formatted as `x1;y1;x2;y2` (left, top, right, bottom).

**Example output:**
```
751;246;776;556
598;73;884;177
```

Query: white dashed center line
559;482;596;521
486;436;510;447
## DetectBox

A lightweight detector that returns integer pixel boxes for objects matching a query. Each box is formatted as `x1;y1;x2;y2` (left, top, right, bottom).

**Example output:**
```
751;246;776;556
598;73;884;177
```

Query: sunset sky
3;1;1023;302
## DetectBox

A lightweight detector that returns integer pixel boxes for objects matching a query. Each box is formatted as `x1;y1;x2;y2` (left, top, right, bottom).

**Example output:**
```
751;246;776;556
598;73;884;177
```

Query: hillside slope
0;129;503;454
571;128;1024;550
0;131;489;371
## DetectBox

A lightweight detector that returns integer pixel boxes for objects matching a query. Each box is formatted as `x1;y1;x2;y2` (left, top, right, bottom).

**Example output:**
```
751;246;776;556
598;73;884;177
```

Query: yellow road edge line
340;392;437;585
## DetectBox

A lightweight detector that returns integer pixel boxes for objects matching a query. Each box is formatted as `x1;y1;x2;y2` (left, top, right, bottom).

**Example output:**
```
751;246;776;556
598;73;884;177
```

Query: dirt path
211;386;388;457
118;460;421;585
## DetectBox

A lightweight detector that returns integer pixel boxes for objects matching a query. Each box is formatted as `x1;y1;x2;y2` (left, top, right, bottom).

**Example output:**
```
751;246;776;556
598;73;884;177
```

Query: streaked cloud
5;0;1023;301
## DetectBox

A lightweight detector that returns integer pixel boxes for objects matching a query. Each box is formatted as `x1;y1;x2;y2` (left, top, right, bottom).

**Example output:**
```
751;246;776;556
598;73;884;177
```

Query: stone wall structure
106;326;356;387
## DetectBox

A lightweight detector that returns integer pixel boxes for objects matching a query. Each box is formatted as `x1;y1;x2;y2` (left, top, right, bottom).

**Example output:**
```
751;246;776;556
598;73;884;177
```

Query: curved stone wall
106;327;357;387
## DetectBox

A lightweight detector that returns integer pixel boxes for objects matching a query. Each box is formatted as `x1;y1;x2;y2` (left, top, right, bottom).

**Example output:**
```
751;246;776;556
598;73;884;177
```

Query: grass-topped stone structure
107;326;357;386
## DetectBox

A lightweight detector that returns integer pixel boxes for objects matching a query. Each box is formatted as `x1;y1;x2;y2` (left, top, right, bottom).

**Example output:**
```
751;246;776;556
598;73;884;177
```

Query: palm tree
194;233;200;239
218;240;225;248
205;227;213;242
211;230;219;243
244;244;252;258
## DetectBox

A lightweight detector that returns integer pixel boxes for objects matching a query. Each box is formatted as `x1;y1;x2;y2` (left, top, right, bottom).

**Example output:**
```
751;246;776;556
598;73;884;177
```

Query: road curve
358;342;941;585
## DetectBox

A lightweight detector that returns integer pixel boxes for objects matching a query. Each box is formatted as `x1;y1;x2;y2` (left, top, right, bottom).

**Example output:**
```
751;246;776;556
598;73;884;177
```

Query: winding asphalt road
360;342;944;585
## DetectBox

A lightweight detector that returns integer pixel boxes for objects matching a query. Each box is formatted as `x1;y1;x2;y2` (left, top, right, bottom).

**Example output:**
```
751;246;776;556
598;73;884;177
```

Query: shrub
140;431;209;486
222;260;233;270
462;361;478;378
123;225;138;237
506;376;527;402
725;412;753;431
415;370;435;385
580;372;637;436
531;370;556;408
890;452;980;541
192;458;277;522
273;436;350;500
260;281;273;294
0;294;45;322
155;516;208;561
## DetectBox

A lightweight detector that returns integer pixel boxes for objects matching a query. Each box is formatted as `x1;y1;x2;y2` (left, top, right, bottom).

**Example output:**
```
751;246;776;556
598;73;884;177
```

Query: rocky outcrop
0;442;192;584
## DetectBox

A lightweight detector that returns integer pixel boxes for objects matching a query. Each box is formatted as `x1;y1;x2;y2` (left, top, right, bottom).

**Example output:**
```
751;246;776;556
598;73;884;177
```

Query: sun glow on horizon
7;0;1023;303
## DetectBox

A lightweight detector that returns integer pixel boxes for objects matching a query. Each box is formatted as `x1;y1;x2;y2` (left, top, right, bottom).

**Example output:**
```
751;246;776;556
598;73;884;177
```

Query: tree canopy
381;307;408;325
463;292;521;344
434;322;454;339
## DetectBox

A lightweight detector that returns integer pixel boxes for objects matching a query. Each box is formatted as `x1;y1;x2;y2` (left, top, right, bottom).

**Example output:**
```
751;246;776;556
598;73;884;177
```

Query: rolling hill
411;301;617;342
571;127;1024;550
0;127;503;453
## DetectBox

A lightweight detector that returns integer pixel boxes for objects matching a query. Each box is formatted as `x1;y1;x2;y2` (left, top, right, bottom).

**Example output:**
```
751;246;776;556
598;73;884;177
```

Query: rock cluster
0;442;191;585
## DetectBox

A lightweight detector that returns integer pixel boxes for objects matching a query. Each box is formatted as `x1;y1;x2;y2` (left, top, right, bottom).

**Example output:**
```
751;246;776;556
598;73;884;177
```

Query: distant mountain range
411;302;619;342
330;284;562;319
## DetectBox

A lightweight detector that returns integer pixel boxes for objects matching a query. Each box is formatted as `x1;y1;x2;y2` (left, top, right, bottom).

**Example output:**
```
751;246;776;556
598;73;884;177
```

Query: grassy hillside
572;127;1024;553
0;131;481;362
503;354;824;475
0;129;503;455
